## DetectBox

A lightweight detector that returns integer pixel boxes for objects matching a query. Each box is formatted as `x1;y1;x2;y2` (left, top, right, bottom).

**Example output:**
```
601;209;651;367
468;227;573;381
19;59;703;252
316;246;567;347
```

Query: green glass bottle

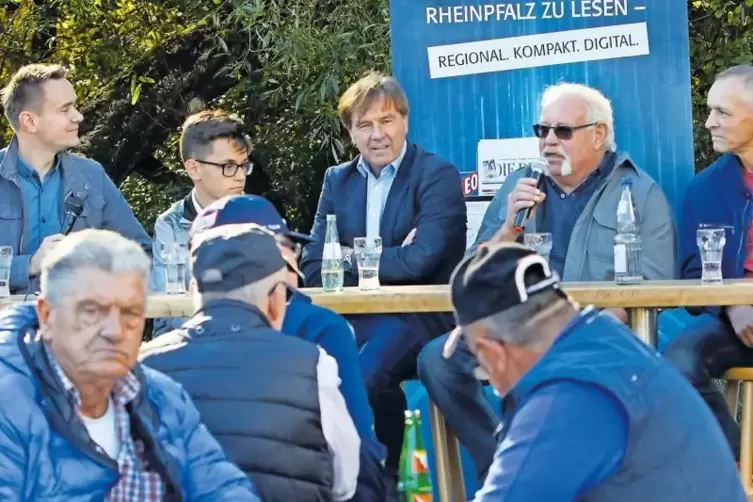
406;410;433;502
398;410;415;500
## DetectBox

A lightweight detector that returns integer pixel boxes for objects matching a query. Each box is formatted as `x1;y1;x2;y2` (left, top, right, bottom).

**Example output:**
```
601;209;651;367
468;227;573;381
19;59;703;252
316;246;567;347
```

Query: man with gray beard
417;82;676;485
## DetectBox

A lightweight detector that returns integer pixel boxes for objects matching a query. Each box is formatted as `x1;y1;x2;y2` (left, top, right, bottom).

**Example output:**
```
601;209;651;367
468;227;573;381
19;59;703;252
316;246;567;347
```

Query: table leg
741;382;753;493
629;307;657;348
429;400;466;501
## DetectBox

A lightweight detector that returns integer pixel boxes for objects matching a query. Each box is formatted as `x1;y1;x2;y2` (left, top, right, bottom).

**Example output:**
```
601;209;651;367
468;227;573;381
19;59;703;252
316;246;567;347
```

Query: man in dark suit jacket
300;71;467;497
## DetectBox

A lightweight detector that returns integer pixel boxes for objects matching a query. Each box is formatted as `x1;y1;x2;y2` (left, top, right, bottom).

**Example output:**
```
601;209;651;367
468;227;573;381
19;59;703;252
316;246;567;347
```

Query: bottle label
323;242;342;260
412;450;429;474
614;244;627;274
412;495;432;501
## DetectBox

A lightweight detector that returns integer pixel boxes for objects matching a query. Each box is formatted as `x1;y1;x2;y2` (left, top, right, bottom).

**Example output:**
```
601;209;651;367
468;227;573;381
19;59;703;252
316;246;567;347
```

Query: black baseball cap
191;223;287;293
443;242;566;358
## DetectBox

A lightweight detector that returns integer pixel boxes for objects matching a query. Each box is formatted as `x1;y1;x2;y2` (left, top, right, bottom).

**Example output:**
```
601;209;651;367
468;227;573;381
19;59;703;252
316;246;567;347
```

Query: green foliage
0;0;751;235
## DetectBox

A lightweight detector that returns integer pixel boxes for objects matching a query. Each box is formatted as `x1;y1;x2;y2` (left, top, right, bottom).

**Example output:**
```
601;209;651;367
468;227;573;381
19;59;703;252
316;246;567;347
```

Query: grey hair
717;65;753;86
474;290;570;348
716;65;753;105
194;268;286;311
540;82;616;151
40;229;151;305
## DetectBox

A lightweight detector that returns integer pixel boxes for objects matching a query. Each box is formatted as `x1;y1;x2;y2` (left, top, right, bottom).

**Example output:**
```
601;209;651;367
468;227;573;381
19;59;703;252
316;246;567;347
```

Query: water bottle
322;214;344;292
614;179;643;285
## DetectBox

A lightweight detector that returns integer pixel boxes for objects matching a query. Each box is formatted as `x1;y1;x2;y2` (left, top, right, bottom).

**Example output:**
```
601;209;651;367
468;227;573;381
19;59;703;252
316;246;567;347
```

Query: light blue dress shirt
356;142;408;241
17;156;63;256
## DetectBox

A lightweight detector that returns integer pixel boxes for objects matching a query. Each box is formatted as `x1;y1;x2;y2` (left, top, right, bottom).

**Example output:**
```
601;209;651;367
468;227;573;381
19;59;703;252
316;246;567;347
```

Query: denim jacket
151;193;196;336
0;136;152;293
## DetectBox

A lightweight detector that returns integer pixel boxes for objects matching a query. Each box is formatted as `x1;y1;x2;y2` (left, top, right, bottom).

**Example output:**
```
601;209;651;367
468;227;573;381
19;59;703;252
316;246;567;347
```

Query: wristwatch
342;248;354;273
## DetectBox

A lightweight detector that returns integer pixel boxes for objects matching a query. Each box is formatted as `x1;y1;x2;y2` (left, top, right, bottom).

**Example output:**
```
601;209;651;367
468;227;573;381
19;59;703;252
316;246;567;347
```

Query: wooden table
5;279;753;501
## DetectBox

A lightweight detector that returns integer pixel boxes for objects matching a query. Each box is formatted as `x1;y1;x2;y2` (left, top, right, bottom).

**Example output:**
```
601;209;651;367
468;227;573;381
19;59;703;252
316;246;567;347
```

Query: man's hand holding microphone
29;194;85;277
490;157;549;244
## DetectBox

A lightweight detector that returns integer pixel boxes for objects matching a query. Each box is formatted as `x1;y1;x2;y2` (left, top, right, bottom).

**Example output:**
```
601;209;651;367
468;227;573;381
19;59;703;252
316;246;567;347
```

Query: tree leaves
2;0;749;233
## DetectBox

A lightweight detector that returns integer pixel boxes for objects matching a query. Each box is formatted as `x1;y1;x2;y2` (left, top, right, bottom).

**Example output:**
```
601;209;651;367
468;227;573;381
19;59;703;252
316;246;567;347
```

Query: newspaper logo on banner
428;22;650;79
461;171;479;196
477;138;540;195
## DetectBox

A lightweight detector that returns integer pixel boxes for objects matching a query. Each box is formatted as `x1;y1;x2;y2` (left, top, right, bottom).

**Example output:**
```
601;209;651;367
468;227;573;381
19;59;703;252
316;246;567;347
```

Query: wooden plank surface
3;279;753;317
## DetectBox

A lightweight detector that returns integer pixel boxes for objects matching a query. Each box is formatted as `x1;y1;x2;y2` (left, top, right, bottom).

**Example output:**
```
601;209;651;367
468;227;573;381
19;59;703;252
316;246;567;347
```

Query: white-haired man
417;82;676;484
0;229;260;499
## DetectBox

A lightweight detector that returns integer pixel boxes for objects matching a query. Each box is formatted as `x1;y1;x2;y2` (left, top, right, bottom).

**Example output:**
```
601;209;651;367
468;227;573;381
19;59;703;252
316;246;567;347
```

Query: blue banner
389;0;694;214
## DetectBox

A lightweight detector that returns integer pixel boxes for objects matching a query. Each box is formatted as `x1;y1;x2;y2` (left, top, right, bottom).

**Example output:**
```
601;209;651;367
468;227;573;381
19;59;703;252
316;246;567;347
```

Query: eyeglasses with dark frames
194;158;254;178
532;122;598;140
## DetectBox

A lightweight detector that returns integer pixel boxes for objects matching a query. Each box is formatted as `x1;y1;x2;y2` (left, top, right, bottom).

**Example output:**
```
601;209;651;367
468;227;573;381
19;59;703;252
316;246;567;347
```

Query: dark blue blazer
301;142;467;288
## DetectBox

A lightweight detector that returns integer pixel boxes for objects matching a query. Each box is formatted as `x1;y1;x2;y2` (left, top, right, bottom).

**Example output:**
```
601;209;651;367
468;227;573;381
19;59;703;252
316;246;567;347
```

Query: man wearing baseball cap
139;223;360;502
186;194;387;502
448;242;743;501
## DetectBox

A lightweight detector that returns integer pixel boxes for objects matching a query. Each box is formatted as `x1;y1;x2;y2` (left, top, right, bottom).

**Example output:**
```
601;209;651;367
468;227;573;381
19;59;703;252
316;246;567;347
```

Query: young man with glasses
417;82;677;487
151;109;254;336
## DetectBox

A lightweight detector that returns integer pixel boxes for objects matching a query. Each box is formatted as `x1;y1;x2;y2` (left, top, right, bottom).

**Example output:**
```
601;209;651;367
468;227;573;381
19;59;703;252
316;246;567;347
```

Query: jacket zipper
14;178;27;254
61;189;72;225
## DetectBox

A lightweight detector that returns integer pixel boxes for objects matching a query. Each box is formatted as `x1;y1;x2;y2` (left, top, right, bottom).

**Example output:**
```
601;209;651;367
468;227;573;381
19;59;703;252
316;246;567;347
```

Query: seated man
0;64;151;295
447;242;745;501
664;64;753;459
189;194;386;501
299;72;467;492
140;223;360;502
418;82;676;481
151;109;253;336
0;229;258;499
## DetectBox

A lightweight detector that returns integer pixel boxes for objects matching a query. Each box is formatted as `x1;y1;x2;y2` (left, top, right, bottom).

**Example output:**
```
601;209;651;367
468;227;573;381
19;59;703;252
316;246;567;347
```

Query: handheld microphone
61;194;85;235
513;157;549;233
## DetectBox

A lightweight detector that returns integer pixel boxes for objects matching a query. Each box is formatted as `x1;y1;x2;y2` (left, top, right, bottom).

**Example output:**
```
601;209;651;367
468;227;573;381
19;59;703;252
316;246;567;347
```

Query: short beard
560;155;573;176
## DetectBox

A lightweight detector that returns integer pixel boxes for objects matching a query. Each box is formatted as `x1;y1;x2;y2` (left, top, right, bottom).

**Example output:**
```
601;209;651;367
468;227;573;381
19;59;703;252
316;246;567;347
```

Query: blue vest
503;308;746;502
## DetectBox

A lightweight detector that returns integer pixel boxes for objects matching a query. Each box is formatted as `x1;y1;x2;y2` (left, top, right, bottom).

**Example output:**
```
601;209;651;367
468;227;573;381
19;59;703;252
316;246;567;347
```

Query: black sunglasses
533;122;597;140
195;158;254;178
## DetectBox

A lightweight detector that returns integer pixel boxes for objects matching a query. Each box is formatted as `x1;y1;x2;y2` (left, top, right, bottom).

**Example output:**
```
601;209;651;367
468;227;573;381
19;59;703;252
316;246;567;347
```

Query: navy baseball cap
190;195;312;244
191;223;287;293
443;242;566;358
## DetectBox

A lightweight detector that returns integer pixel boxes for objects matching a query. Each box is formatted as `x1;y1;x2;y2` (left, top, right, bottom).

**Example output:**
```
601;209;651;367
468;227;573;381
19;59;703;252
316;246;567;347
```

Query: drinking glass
523;232;553;262
161;242;189;294
353;237;382;292
0;246;12;299
697;226;726;284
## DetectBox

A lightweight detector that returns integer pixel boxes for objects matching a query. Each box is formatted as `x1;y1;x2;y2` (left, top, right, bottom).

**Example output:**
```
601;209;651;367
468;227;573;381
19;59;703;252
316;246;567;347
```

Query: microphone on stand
61;194;85;235
513;157;549;233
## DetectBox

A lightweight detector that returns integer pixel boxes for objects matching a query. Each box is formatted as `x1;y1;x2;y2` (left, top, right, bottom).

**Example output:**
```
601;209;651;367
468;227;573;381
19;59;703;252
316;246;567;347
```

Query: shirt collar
356;141;407;179
546;150;617;195
17;154;61;180
191;188;204;213
46;345;141;408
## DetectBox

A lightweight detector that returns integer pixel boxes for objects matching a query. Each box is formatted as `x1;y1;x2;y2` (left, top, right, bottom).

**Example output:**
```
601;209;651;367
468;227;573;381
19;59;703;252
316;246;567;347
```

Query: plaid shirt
49;355;165;501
